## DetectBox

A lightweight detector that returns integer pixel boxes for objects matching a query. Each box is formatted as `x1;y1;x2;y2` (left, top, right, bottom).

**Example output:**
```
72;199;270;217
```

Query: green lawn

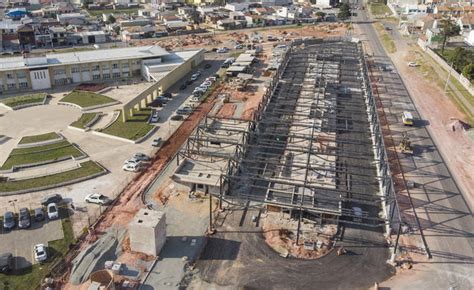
70;113;100;129
19;132;61;145
0;207;74;290
87;8;139;16
0;161;105;192
1;93;47;109
370;3;392;16
1;142;84;170
99;108;154;141
60;91;116;109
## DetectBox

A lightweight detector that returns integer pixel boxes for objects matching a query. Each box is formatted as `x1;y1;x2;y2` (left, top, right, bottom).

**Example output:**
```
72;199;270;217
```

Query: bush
462;64;474;82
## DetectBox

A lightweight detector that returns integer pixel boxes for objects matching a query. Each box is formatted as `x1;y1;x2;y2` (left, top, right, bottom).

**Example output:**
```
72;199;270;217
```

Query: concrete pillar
147;94;153;104
153;89;158;99
141;98;147;109
122;108;127;122
129;108;134;118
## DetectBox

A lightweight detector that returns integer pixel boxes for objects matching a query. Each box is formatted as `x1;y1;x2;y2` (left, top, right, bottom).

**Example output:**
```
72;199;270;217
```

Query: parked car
34;244;47;263
0;253;13;273
41;194;62;206
152;137;162;147
133;153;150;161
235;43;244;49
179;84;187;90
217;47;229;53
34;208;45;222
18;208;31;229
3;211;15;230
162;92;172;98
123;163;144;172
47;203;59;220
85;193;111;205
186;80;194;85
204;63;212;69
157;96;169;104
151;115;160;123
408;62;419;67
171;115;184;121
124;158;142;166
177;106;193;115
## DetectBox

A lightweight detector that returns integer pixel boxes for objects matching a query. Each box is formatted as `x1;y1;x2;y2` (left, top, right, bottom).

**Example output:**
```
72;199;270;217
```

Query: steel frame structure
177;39;402;242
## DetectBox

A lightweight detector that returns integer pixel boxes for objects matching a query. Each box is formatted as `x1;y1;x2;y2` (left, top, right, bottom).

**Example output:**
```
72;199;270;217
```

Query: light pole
8;199;17;213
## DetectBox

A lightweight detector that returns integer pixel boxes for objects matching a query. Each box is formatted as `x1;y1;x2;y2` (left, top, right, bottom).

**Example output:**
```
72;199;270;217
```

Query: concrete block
129;209;166;256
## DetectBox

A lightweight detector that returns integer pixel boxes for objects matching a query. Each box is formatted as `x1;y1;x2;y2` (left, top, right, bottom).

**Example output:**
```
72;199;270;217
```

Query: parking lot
0;215;63;269
0;52;227;257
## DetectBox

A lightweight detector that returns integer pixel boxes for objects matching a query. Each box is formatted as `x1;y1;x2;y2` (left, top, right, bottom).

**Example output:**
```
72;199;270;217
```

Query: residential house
225;3;249;12
433;5;474;18
457;13;474;36
57;13;87;26
17;24;35;50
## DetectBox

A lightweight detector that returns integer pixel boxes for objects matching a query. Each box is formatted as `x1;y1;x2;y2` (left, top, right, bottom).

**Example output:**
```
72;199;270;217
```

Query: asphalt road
355;9;474;289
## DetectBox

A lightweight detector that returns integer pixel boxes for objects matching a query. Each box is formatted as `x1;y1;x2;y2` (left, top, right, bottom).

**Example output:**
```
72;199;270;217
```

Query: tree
315;11;326;19
113;26;121;35
108;15;116;24
338;3;351;20
439;17;460;54
462;64;474;82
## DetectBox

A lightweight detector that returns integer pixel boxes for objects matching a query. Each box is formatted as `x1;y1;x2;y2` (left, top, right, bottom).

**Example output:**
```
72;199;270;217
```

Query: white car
124;158;141;166
133;153;150;161
190;74;199;81
85;193;111;205
151;115;160;123
34;244;47;263
408;62;419;67
47;203;59;220
152;137;162;147
123;163;143;172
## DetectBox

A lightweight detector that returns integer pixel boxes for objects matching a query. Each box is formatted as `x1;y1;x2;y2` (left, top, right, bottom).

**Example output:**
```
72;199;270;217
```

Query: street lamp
8;199;18;213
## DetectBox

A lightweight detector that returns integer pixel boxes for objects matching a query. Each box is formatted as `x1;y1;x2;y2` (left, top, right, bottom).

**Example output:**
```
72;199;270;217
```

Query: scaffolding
176;39;401;244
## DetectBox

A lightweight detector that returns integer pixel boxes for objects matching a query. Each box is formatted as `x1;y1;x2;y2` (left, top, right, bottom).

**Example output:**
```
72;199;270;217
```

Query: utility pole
444;62;453;92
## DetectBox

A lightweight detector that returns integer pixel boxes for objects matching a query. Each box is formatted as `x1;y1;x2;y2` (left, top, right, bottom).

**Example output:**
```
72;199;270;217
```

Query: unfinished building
174;39;399;236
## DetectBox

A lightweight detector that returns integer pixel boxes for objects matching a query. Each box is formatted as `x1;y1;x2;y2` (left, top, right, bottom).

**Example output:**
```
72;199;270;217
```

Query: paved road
355;10;474;289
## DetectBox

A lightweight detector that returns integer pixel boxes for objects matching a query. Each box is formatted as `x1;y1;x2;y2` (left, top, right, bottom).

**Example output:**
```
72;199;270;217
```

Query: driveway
0;216;63;269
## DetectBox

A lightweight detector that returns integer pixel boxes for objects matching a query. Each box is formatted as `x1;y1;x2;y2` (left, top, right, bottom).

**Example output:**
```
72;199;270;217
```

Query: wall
425;47;474;96
29;69;51;90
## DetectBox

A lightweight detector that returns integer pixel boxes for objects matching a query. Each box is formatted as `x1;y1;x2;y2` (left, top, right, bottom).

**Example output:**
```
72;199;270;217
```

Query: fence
425;47;474;96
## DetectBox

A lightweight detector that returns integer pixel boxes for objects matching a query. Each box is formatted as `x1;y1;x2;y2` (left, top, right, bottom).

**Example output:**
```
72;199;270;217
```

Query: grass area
1;93;47;109
0;207;74;290
87;8;139;16
99;108;154;141
60;91;116;109
0;161;104;192
1;141;83;170
369;3;392;16
19;132;60;145
413;51;474;125
374;23;397;53
70;113;99;129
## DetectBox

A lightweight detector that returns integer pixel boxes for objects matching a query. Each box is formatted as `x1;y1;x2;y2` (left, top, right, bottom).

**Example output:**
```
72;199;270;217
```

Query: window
92;65;100;71
92;74;101;80
6;74;14;79
112;63;119;69
7;83;16;89
54;69;65;76
16;72;26;79
122;63;129;69
71;66;80;73
82;65;89;72
112;72;121;79
102;73;110;79
19;82;28;89
102;64;109;70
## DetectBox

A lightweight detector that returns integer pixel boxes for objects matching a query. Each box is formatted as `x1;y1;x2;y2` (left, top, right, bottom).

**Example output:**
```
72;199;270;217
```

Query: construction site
174;38;401;258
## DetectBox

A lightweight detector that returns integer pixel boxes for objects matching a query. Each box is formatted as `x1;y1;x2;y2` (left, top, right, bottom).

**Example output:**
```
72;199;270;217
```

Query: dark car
41;194;62;206
0;253;13;273
162;92;172;99
3;212;15;230
18;208;31;229
204;63;212;69
186;80;194;85
171;115;184;121
34;208;45;222
179;84;187;90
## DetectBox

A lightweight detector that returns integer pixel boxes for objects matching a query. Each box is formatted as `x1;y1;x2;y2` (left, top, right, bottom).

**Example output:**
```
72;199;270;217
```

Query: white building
0;45;203;93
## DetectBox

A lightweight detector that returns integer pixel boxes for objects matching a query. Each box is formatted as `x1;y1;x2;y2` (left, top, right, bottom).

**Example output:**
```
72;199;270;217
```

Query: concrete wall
425;47;474;96
121;49;205;121
129;209;167;256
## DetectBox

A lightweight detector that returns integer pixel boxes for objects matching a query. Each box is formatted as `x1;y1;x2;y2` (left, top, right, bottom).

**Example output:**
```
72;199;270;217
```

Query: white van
401;111;414;126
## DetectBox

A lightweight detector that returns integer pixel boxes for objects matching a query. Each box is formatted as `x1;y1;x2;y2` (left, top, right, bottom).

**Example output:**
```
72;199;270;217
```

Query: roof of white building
0;45;170;71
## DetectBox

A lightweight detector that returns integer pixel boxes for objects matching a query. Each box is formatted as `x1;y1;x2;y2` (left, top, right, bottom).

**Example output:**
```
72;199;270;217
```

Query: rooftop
0;45;170;71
